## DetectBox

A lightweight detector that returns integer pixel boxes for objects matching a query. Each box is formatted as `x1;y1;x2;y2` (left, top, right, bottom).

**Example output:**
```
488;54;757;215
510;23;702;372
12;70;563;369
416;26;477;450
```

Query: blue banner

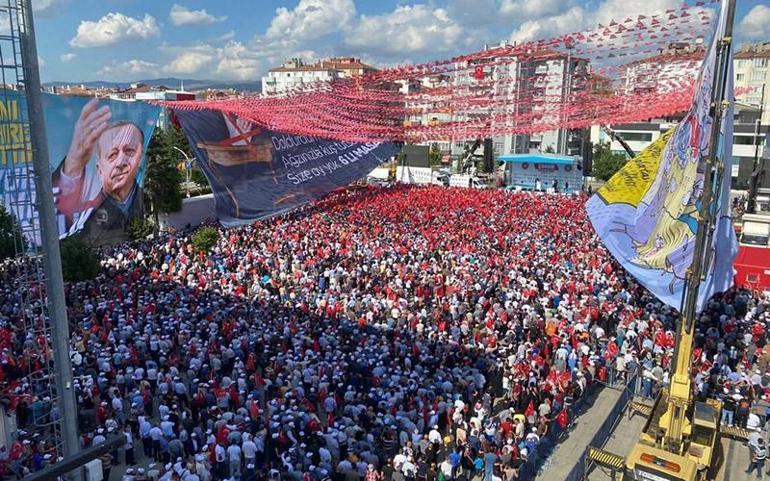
175;109;401;225
0;90;160;244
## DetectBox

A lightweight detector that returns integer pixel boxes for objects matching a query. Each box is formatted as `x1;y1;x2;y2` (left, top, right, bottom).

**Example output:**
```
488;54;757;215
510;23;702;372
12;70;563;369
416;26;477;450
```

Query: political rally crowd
0;185;767;481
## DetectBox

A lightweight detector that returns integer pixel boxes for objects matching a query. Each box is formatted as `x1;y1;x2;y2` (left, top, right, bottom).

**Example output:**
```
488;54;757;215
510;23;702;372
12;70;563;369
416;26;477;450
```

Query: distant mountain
42;77;262;92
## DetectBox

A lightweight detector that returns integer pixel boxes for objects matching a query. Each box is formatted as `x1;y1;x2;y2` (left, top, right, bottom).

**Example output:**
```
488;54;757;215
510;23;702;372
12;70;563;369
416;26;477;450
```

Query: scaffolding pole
18;0;80;476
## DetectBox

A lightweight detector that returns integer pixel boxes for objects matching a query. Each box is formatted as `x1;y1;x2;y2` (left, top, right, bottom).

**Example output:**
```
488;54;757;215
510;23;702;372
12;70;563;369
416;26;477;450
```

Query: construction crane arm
461;138;482;173
601;126;635;158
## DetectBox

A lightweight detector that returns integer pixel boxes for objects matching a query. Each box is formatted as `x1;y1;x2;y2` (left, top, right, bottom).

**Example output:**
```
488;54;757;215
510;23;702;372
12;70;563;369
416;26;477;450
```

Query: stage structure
500;154;583;193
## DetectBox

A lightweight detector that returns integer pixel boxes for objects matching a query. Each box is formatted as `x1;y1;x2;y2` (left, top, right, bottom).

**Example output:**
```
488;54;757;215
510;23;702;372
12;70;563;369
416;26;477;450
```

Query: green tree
60;235;100;282
544;145;556;153
591;142;629;181
144;127;184;230
127;217;155;240
0;204;25;260
429;143;442;166
191;226;219;253
190;168;210;188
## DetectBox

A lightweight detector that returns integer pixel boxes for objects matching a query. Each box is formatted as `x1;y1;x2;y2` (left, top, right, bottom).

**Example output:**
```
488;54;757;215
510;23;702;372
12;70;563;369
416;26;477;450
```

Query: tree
60;235;100;282
190;168;210;188
144;127;184;230
591;142;629;181
127;217;154;240
429;143;442;166
191;226;219;253
544;145;556;154
0;204;25;260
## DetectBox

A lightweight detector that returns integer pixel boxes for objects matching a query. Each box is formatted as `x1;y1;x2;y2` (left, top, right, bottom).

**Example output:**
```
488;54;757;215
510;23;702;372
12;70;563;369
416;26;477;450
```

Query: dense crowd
0;185;767;481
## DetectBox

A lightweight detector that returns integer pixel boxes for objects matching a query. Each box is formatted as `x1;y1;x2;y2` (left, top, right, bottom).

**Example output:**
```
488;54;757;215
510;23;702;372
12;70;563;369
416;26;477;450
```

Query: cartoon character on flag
586;0;736;311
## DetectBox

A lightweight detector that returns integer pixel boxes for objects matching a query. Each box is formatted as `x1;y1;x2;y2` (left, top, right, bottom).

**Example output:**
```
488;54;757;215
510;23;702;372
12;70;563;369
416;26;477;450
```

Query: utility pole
173;146;195;196
747;82;766;214
18;0;80;477
560;40;575;155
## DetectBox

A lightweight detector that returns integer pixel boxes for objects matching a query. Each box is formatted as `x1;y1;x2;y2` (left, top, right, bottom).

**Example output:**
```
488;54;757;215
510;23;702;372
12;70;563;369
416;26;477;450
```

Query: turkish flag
524;401;535;419
557;409;569;429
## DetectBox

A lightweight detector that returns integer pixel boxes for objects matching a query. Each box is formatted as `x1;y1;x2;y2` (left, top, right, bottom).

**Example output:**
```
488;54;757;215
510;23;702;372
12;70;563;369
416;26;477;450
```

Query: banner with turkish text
175;109;401;225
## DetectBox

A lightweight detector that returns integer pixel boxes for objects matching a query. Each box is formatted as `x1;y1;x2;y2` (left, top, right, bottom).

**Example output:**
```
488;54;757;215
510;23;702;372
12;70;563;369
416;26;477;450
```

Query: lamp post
173;146;195;197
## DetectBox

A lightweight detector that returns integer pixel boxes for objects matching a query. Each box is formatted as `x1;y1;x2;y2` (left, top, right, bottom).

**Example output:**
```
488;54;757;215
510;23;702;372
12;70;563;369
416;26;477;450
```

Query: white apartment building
735;43;770;125
439;41;586;168
261;57;376;96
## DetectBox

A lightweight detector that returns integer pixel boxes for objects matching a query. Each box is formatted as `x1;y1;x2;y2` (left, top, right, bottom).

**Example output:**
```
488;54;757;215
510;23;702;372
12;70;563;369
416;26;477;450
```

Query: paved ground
535;386;623;481
721;436;751;481
587;402;646;481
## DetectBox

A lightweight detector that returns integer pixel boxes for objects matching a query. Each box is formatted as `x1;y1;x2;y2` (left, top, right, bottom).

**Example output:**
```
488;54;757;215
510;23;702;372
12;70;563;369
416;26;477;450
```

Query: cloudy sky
33;0;769;83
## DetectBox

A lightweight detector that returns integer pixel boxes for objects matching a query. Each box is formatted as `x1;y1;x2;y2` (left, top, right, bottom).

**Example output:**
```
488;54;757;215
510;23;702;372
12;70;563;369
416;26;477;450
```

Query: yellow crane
622;2;735;480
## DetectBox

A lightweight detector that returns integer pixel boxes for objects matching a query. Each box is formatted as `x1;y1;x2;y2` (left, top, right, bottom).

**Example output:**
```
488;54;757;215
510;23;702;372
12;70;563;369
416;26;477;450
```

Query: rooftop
269;57;376;73
735;43;770;60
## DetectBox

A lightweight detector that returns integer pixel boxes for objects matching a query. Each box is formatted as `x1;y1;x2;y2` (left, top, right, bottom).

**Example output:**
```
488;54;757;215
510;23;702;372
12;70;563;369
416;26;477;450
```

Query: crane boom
601;126;636;158
617;3;736;480
662;0;734;452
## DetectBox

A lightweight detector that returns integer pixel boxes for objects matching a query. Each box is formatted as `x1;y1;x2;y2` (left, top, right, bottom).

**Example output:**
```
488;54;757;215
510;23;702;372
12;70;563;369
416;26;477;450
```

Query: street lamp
173;146;195;197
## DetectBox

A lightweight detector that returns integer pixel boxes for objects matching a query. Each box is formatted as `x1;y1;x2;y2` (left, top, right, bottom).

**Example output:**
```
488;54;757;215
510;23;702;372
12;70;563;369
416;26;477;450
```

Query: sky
32;0;770;83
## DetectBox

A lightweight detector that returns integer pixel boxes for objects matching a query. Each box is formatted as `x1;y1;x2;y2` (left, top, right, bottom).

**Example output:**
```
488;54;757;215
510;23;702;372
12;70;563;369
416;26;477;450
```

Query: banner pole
18;0;81;477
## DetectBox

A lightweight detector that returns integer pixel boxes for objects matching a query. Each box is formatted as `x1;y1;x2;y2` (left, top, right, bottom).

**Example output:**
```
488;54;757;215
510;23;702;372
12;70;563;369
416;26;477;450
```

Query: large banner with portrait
175;109;401;225
47;95;160;243
0;91;159;244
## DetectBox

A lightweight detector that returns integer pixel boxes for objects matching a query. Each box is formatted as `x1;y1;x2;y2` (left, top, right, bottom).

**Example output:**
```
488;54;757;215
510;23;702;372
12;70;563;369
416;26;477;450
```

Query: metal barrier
519;375;636;481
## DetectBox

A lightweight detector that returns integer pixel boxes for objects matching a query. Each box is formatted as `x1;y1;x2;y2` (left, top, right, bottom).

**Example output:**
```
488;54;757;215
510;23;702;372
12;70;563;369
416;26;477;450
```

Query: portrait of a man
52;98;146;237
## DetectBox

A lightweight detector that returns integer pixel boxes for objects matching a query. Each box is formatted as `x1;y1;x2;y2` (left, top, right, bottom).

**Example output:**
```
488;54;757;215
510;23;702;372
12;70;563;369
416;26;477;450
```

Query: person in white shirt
215;443;227;479
150;425;163;461
124;426;135;465
428;426;442;445
227;442;242;479
242;435;257;469
747;412;762;431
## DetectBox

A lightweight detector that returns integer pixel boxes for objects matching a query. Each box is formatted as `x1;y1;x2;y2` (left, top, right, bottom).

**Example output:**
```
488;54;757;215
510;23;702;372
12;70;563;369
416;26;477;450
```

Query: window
751;71;765;82
734;135;765;145
754;58;768;68
455;140;464;148
616;132;653;142
690;425;714;447
742;221;770;246
494;141;503;152
737;73;745;81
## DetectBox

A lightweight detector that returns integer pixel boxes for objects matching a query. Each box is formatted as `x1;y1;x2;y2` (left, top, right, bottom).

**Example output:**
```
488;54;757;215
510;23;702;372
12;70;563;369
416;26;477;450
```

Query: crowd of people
0;185;766;481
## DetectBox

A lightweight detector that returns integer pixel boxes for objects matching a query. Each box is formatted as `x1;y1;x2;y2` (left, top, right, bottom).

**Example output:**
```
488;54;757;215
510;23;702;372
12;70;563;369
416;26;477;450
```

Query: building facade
261;57;376;95
735;43;770;125
590;102;766;190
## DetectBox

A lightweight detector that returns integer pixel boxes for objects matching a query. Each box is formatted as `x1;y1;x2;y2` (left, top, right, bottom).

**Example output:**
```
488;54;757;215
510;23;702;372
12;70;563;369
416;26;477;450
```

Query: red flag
524;401;535;419
557;409;569;429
